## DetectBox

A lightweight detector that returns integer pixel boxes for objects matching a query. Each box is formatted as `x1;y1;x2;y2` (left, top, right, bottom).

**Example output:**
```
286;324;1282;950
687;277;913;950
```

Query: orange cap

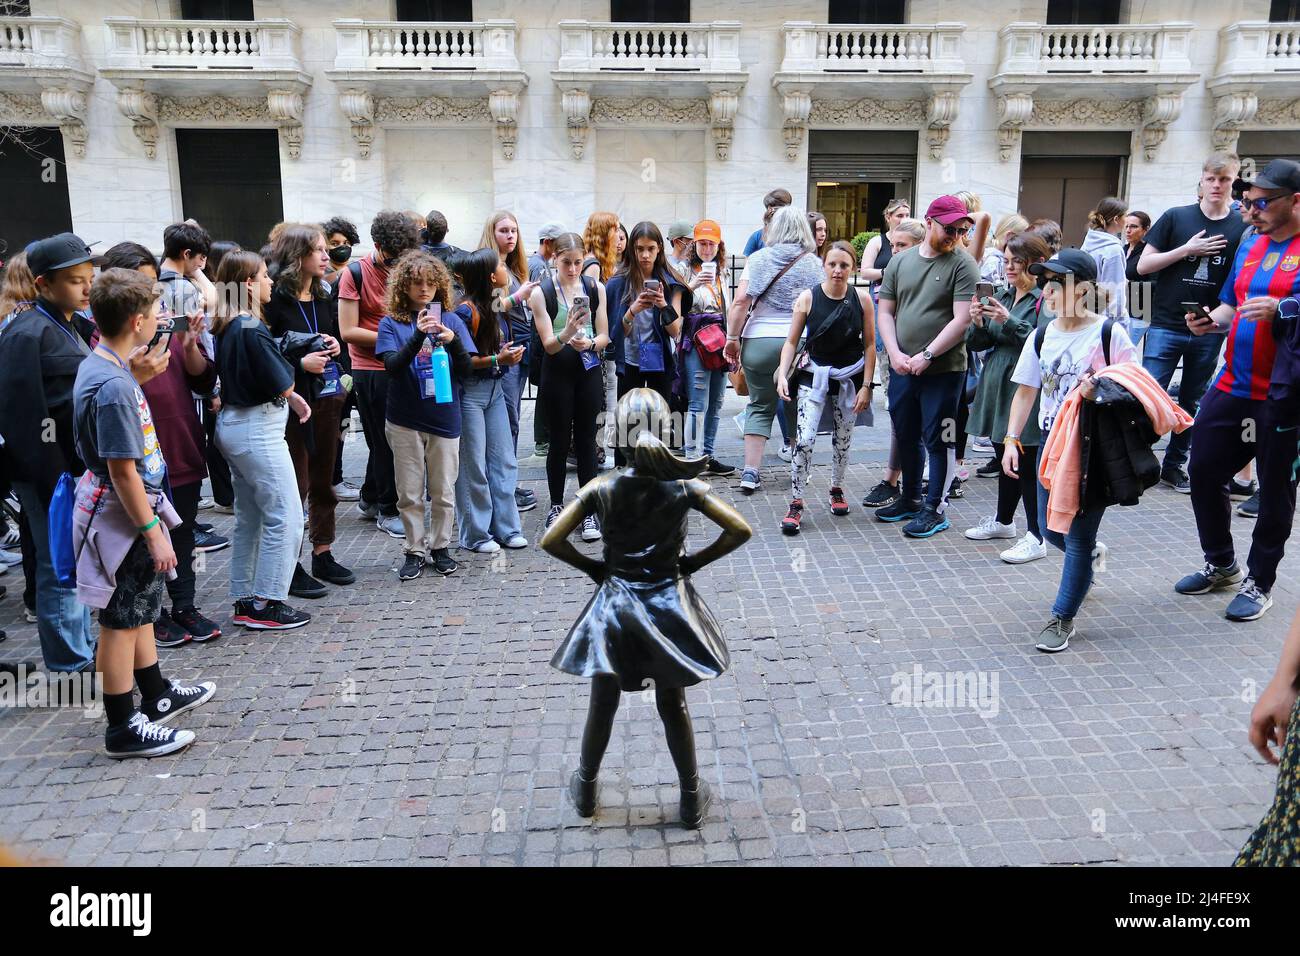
693;219;722;243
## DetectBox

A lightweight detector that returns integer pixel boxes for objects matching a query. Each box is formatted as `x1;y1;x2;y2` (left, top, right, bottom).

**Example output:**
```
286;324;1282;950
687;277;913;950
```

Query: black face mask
328;245;352;265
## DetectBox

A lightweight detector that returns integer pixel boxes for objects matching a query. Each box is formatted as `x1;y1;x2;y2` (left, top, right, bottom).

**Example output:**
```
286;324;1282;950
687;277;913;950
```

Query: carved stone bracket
39;87;88;158
489;89;520;161
1139;91;1183;161
925;91;960;161
267;89;305;160
339;89;375;159
1211;88;1259;154
708;89;738;161
995;92;1034;162
780;91;811;161
116;88;159;159
563;89;591;160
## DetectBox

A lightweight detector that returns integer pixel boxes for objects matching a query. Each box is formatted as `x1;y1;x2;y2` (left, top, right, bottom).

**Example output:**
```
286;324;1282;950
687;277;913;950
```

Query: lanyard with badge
36;303;90;355
297;300;341;397
557;282;601;371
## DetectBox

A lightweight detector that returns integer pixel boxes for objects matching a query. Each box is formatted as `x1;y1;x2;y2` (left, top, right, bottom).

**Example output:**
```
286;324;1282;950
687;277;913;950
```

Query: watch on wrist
922;348;934;361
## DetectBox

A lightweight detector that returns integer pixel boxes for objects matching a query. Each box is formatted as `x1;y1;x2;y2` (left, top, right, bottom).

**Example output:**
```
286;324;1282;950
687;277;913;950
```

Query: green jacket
965;285;1050;447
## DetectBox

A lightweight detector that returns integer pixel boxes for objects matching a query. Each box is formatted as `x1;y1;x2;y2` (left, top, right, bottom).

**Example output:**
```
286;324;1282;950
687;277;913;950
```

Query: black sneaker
239;600;310;630
193;520;214;534
141;678;216;725
862;480;900;509
311;550;356;586
399;553;425;580
875;497;922;523
545;504;563;529
154;608;192;648
429;548;458;575
1161;466;1191;494
289;563;328;599
947;477;965;499
193;528;229;553
171;605;221;642
903;505;951;538
1229;477;1258;501
106;712;195;759
514;487;538;512
976;459;1002;478
1237;491;1260;518
706;457;736;476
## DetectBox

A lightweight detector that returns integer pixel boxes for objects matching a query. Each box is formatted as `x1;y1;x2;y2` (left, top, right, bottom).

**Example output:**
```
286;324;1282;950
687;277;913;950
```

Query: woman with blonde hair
479;210;539;513
859;198;911;285
0;252;37;327
981;213;1030;286
581;212;623;466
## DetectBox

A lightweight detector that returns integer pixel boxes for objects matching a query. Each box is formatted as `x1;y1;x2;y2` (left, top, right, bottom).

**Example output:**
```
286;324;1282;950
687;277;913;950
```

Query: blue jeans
216;402;304;602
1037;452;1107;621
500;362;523;454
14;481;93;672
456;376;522;548
1141;326;1224;470
682;347;725;458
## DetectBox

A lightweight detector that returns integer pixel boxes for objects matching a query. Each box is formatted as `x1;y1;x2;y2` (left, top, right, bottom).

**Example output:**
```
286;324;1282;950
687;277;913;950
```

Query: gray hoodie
1081;228;1127;322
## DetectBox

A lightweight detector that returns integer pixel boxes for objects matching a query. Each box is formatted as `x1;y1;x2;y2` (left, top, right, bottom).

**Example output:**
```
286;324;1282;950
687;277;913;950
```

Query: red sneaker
781;500;804;535
829;487;850;517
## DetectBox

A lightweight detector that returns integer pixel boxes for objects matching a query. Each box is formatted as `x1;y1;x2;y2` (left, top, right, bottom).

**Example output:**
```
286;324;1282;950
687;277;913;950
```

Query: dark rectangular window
0;127;72;259
1046;0;1120;23
396;0;474;20
828;0;906;23
1271;0;1300;21
176;128;283;253
180;0;255;20
611;0;689;22
0;1;31;16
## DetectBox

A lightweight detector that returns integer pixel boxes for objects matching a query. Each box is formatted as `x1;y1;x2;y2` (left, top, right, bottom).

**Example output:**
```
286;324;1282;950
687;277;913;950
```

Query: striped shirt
1215;233;1300;400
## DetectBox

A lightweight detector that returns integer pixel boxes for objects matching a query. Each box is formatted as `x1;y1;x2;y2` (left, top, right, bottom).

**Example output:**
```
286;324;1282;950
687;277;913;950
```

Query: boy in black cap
1174;158;1300;622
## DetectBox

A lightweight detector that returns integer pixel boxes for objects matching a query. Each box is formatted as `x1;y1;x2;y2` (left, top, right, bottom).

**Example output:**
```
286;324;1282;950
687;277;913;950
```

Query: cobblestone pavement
0;389;1287;866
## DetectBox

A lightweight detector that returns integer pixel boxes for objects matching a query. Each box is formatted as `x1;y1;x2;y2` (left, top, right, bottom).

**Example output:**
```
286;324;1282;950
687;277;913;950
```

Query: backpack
48;471;79;587
1034;317;1114;366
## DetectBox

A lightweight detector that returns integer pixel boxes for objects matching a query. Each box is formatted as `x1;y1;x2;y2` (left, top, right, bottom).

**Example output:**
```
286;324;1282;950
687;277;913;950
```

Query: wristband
138;515;160;534
490;354;498;368
1003;436;1023;451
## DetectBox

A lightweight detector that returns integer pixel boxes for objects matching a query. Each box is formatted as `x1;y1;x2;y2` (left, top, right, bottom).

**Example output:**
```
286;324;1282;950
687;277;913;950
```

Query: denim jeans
500;362;523;454
1141;326;1225;470
1037;451;1107;620
682;347;725;458
456;376;522;549
216;401;304;602
14;481;94;672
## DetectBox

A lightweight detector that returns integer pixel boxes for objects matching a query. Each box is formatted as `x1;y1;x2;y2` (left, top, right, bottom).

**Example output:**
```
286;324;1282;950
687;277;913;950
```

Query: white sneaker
778;444;793;463
332;482;361;502
1000;532;1047;564
471;540;501;554
0;548;21;567
964;516;1017;541
196;497;215;511
502;535;528;549
0;527;18;548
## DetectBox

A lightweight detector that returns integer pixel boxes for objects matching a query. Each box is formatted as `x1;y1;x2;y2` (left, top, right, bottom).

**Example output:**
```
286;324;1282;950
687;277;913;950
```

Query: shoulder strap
541;274;558;322
347;260;364;295
1101;317;1114;366
1034;322;1047;357
582;275;598;301
753;252;809;306
466;302;481;338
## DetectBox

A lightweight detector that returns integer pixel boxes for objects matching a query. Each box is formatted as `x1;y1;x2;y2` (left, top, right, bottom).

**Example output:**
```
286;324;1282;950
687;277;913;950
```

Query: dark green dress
1236;693;1300;866
550;472;729;692
965;286;1050;447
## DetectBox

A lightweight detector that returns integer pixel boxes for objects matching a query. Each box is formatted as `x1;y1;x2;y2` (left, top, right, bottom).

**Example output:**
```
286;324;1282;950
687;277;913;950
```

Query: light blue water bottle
431;345;452;403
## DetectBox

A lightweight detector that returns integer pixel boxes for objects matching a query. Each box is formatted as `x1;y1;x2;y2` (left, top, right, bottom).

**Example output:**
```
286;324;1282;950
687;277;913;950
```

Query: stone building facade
2;0;1299;256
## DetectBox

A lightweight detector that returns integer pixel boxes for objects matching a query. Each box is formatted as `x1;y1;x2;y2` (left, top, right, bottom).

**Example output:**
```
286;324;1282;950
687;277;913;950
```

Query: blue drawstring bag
48;471;78;587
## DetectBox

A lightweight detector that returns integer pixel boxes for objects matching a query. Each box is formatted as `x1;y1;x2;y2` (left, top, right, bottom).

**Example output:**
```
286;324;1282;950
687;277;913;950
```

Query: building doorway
176;128;284;252
807;129;916;246
0;126;72;259
1018;131;1128;247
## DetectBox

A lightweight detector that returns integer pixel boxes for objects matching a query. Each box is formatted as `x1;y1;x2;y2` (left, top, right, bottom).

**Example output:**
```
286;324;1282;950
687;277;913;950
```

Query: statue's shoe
679;780;712;829
569;769;598;817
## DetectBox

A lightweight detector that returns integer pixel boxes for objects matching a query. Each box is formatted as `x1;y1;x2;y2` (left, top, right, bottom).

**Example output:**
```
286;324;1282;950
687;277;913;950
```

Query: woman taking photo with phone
677;220;734;475
963;233;1052;564
212;251;314;630
376;250;475;581
453;248;527;553
606;222;686;462
527;233;609;538
775;240;875;533
581;212;622;468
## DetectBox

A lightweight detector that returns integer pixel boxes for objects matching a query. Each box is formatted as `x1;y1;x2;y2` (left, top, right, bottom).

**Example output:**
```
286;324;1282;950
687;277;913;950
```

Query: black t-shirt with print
1143;203;1248;330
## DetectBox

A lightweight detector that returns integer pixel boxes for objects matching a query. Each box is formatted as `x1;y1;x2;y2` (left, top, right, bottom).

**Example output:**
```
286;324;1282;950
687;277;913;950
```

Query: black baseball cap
1028;248;1098;284
25;232;98;278
1233;158;1300;197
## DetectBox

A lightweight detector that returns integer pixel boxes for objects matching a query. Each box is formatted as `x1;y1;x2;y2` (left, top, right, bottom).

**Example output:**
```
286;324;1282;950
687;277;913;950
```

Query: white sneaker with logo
964;516;1017;541
1000;532;1047;565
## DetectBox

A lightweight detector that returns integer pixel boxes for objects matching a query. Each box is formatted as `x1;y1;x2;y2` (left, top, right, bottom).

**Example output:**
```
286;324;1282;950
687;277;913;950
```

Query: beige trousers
385;421;459;557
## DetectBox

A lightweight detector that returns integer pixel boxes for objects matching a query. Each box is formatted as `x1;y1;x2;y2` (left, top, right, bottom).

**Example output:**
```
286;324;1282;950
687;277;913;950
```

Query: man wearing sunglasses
875;195;979;538
1174;158;1300;623
1136;153;1249;494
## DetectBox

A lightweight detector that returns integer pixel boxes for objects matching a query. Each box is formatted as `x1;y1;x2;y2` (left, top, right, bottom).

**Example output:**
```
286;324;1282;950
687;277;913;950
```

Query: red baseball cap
925;195;974;226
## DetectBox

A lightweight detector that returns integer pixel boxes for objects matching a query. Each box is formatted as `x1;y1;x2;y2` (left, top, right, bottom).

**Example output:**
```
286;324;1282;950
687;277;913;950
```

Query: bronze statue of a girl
541;388;752;828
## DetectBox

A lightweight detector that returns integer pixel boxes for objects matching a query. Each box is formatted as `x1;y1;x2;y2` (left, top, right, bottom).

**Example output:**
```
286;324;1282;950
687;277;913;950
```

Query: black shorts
100;537;164;630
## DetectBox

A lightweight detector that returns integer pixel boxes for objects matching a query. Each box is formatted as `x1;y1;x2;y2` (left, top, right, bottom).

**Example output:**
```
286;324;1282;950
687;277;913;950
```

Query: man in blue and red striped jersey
1174;159;1300;622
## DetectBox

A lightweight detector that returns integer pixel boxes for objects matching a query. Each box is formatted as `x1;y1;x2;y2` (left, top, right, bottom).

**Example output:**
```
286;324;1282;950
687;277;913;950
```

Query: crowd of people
0;152;1299;779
